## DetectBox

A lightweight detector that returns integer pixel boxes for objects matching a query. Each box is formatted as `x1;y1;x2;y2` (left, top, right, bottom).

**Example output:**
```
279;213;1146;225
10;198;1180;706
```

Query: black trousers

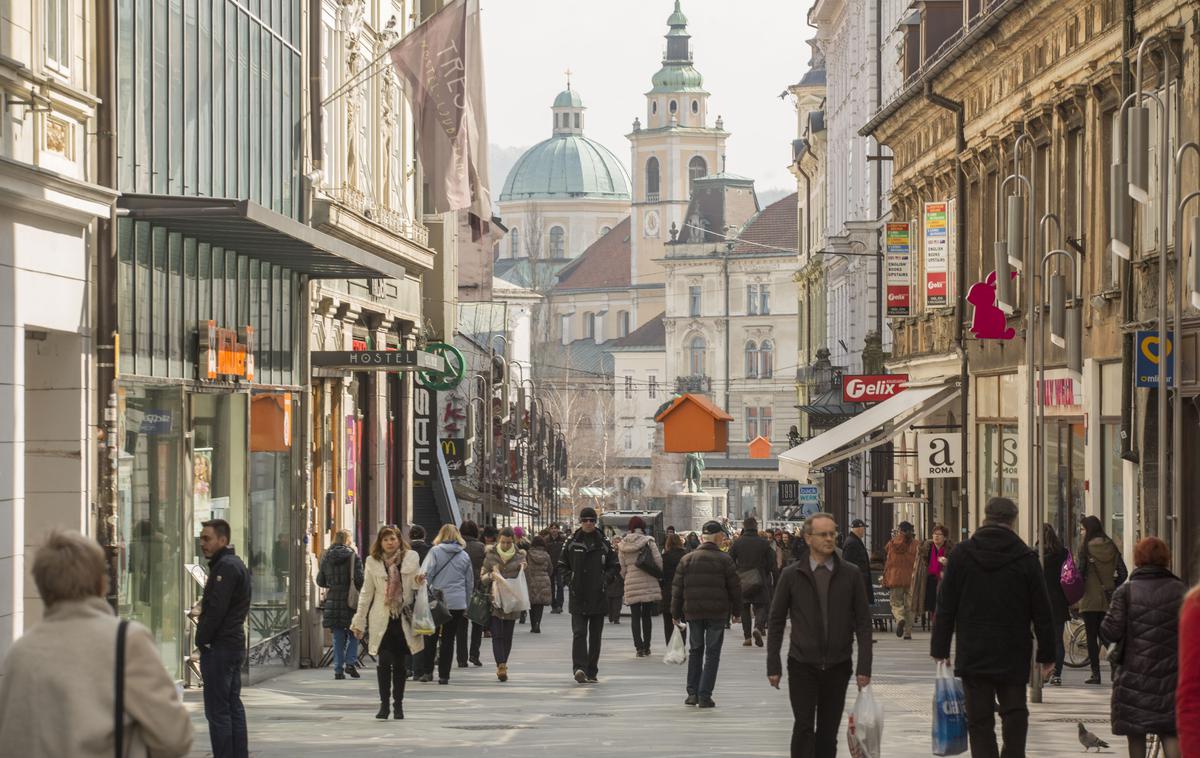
742;601;768;638
376;618;409;708
571;613;604;678
1082;610;1105;677
608;596;623;623
552;572;565;610
630;602;655;652
529;604;545;631
491;617;516;663
663;609;685;644
469;621;484;661
787;658;852;758
455;611;469;665
961;676;1028;758
432;610;464;680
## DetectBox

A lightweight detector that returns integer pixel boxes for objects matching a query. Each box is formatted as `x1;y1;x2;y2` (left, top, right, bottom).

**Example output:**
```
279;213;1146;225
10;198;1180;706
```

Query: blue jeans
331;626;358;673
199;645;248;758
686;619;725;699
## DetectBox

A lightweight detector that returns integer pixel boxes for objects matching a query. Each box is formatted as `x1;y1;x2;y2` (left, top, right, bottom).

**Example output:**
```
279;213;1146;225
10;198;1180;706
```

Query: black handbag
636;540;663;579
114;619;129;758
739;567;763;595
467;588;493;626
425;553;456;627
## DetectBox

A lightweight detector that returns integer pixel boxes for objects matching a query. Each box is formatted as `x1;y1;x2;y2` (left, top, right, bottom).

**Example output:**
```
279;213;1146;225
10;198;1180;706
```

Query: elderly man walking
671;520;741;708
768;513;873;758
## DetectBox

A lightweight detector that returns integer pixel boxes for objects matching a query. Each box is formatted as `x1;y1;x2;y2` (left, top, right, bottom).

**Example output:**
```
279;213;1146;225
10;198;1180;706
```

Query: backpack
1060;549;1085;606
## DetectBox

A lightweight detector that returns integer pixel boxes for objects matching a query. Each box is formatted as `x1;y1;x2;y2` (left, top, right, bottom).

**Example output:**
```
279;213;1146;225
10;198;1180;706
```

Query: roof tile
731;193;798;255
555;217;632;289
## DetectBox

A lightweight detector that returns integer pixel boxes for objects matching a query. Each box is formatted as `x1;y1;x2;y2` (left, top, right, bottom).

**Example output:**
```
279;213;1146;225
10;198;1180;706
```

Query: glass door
1044;420;1086;545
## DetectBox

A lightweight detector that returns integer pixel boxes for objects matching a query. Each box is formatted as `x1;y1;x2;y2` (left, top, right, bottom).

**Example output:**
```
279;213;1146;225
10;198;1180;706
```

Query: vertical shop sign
924;202;949;308
345;416;357;507
885;222;912;316
412;385;440;531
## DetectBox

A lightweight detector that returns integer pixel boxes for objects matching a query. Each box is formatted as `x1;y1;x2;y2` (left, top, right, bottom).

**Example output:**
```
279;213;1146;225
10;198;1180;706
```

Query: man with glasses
767;513;872;758
557;506;618;683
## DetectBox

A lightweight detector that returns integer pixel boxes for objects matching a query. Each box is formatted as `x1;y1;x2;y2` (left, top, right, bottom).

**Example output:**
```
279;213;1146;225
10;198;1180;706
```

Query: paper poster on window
193;448;213;535
924;202;949;308
886;222;912;316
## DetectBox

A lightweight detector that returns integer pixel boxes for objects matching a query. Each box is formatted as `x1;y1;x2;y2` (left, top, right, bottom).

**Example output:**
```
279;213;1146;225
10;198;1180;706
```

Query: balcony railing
646;192;661;203
322;184;430;247
675;375;711;394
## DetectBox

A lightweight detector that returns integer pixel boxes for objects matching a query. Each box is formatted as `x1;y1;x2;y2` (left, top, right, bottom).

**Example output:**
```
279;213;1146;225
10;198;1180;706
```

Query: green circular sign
418;342;466;390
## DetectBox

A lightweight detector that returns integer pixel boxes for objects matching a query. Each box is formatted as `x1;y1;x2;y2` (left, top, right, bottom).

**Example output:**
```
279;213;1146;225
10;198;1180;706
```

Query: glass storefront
976;374;1019;512
1044;421;1086;546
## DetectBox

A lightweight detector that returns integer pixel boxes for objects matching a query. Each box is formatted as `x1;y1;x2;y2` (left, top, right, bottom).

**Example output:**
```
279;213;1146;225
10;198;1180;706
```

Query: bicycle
1064;614;1108;668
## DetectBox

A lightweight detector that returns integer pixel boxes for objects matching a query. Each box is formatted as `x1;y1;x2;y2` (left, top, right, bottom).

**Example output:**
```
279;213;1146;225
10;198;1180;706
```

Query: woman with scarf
910;524;953;629
480;527;527;681
351;526;425;719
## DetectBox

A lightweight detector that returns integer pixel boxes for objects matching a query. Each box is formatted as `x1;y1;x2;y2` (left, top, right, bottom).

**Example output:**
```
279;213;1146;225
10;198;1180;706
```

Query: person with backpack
316;529;364;680
618;516;664;657
729;517;775;647
1079;515;1126;684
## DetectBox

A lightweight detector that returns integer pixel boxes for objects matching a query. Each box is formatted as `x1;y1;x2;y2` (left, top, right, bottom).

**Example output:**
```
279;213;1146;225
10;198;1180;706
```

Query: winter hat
701;520;726;535
513;526;526;539
897;521;915;534
579;506;599;521
851;518;867;528
627;516;646;533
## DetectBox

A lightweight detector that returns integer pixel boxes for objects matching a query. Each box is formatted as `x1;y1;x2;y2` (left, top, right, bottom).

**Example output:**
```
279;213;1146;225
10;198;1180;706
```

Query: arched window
687;335;707;377
744;340;759;378
509;227;520;258
645;157;660;197
691;99;700;114
669;99;678;114
549;226;565;257
652;101;658;115
688;156;708;194
759;340;774;379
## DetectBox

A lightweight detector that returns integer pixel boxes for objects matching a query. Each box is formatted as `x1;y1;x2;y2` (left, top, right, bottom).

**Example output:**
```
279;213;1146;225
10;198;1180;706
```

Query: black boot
392;658;406;719
376;664;391;719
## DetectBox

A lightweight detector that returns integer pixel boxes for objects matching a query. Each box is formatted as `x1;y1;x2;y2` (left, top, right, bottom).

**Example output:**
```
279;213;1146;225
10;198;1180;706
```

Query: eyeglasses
580;517;597;523
810;531;838;540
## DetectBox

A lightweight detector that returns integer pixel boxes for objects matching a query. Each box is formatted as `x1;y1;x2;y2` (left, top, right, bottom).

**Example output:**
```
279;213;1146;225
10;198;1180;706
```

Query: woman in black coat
1038;524;1070;686
316;531;365;679
1101;537;1186;758
659;533;687;644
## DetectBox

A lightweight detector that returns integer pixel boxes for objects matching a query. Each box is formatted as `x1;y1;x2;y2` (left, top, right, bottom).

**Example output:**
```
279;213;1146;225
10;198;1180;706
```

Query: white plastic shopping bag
412;586;436;636
662;627;687;665
493;568;532;614
847;684;884;758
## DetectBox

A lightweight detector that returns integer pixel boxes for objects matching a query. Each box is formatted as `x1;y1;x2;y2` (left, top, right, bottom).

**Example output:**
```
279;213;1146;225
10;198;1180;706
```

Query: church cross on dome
564;67;573;90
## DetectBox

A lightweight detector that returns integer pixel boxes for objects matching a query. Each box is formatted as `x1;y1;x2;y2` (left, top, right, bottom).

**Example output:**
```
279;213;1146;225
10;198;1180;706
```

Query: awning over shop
117;194;408;280
778;381;960;482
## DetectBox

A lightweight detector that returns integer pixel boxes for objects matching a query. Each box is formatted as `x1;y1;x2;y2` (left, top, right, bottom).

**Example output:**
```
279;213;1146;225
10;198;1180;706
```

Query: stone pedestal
666;489;729;533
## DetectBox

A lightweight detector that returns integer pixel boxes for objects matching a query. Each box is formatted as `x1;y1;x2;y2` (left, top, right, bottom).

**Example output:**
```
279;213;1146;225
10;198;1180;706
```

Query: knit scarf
383;550;403;616
497;544;516;563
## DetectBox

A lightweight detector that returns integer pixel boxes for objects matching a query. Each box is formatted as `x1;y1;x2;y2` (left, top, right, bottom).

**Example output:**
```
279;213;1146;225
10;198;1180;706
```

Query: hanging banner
886;222;912;316
924;202;949;308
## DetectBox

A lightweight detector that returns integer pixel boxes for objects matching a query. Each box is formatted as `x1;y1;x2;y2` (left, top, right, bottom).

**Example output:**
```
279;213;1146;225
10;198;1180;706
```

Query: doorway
1043;419;1085;549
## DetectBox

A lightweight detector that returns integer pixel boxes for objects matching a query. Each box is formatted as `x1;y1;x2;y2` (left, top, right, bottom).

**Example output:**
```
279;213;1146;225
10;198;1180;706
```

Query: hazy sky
481;0;813;196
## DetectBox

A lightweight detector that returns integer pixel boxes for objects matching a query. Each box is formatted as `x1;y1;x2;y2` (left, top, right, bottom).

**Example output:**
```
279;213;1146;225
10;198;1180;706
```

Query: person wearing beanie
883;520;920;639
671;520;740;709
618;515;663;657
558;507;619;683
729;516;776;647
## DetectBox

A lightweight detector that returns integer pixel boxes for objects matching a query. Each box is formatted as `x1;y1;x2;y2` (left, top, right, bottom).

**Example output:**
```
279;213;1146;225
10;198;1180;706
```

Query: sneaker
743;638;753;647
753;630;764;647
345;665;360;679
896;620;907;638
903;634;912;641
684;695;698;706
1049;675;1062;686
574;668;587;683
334;671;345;680
418;673;433;683
698;697;716;708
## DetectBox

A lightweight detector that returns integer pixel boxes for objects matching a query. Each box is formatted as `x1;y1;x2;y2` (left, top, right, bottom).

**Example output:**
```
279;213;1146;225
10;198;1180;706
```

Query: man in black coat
729;517;776;647
197;519;251;758
671;521;741;708
545;523;567;613
557;507;618;683
843;519;874;606
932;498;1055;758
459;521;487;667
316;529;364;679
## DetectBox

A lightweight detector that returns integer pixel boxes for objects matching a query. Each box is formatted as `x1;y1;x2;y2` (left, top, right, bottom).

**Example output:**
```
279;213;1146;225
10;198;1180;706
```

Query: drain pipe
923;83;970;535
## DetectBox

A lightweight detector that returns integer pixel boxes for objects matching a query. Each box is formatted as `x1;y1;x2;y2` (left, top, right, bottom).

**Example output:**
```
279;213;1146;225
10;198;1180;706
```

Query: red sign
842;374;909;403
926;272;947;301
886;285;911;314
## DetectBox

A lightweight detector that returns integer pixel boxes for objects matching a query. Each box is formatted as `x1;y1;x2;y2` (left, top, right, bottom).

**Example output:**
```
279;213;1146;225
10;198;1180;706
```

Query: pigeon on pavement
1078;722;1110;752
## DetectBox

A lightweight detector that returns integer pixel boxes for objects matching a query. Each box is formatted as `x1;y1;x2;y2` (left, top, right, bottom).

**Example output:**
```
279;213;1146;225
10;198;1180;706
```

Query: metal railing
675;375;712;393
322;184;430;247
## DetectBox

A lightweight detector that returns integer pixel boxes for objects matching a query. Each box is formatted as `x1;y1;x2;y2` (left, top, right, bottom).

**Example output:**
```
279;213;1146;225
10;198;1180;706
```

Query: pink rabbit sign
968;271;1017;341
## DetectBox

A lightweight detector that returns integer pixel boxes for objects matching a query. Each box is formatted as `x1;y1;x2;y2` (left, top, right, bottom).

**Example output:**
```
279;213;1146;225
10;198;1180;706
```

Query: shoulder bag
636;540;663;579
114;619;129;758
1059;550;1085;606
739;567;764;596
425;552;456;627
346;556;361;610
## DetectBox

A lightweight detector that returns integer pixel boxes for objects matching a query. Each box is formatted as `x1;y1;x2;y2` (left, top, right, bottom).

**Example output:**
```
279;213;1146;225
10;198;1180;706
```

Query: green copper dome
500;136;631;201
553;89;584;108
650;64;705;93
667;1;688;27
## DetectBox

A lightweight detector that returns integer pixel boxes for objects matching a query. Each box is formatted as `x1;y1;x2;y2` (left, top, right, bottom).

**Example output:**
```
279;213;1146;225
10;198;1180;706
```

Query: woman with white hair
418;523;475;684
0;531;193;757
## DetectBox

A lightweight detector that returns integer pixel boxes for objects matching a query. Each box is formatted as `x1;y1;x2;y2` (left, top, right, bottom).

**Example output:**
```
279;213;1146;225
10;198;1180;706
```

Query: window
760;284;771;314
583;312;595;339
761;407;773;438
624;376;634;399
744;341;759;378
691;99;699;114
689;285;701;316
746;406;773;440
688;156;707;195
510;227;520;258
747;283;759;315
745;407;758;440
618;311;630;337
560;314;572;341
549;226;565;257
45;0;71;72
669;99;678;114
574;113;580;129
646;157;660;197
652;101;658;115
648;376;658;398
687;335;707;376
759;340;774;378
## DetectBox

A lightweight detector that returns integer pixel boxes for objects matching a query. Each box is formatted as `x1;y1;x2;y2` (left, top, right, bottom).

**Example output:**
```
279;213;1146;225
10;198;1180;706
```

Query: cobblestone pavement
184;612;1120;757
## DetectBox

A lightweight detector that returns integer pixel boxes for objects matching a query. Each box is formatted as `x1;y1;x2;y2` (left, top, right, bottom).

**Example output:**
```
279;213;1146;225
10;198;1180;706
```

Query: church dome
650;64;704;93
500;136;631;201
553;89;585;108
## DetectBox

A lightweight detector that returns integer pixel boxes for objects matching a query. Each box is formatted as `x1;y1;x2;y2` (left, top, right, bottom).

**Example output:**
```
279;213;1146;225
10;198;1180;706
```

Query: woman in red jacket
1179;584;1200;757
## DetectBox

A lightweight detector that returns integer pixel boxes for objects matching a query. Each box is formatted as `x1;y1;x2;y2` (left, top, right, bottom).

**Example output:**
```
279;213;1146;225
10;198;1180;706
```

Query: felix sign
842;374;909;403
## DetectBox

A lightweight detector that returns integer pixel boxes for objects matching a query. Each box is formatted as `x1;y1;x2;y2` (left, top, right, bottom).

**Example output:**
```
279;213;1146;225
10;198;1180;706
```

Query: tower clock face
644;210;660;238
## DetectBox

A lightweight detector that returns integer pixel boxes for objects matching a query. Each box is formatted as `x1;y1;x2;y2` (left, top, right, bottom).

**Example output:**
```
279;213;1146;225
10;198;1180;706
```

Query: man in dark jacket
459;521;486;667
843;518;873;606
197;519;251;758
546;523;566;613
730;517;776;647
932;497;1054;758
315;529;364;679
671;521;741;708
408;525;431;561
767;512;872;758
557;507;618;683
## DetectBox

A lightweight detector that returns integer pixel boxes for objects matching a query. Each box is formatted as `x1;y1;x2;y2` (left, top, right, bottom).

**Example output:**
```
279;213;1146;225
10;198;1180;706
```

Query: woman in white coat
351;525;425;719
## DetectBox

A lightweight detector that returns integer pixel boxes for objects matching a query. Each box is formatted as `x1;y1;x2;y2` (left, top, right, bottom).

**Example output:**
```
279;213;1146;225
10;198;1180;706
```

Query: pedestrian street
182;613;1117;757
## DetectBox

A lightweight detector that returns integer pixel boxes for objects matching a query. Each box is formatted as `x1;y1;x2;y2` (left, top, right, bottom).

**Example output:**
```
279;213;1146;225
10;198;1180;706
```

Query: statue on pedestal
684;452;706;493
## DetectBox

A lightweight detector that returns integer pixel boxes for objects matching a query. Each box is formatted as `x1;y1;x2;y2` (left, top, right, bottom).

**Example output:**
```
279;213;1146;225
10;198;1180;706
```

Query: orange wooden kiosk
654;393;734;453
